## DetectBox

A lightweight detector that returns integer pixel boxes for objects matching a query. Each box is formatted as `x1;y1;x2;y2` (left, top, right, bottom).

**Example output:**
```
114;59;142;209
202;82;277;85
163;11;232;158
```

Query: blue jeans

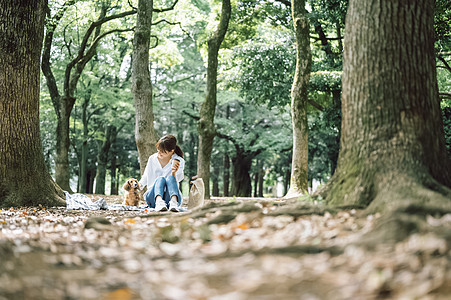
144;176;182;208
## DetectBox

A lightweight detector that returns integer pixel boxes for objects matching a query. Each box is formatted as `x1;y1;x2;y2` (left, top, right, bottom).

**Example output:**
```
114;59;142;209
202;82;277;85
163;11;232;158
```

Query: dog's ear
123;180;131;191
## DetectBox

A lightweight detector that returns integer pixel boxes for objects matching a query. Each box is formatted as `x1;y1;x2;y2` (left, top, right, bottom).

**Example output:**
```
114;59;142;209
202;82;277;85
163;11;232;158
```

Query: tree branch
274;0;291;7
308;99;324;111
182;110;200;120
154;0;179;13
437;56;451;74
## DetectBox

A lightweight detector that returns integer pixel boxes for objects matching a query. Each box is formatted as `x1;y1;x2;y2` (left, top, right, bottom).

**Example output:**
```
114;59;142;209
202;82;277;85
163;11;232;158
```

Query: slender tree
285;0;311;199
132;0;179;173
197;0;231;198
0;0;64;207
318;0;451;220
132;0;158;173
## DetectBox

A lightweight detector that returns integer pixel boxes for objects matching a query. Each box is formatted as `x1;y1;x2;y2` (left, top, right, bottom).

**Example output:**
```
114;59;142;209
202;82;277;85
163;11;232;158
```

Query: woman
139;135;185;212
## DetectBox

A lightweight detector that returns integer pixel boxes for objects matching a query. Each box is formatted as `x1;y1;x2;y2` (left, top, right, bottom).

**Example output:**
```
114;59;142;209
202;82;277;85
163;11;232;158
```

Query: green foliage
309;71;342;92
435;0;451;51
227;40;296;108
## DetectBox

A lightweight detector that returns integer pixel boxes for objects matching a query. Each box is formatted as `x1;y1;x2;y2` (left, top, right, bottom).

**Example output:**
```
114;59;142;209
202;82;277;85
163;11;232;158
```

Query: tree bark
317;0;451;215
223;153;230;197
132;0;158;174
95;126;115;194
79;95;90;193
0;0;64;207
231;151;253;197
110;153;118;195
285;0;311;199
197;0;231;199
258;168;264;197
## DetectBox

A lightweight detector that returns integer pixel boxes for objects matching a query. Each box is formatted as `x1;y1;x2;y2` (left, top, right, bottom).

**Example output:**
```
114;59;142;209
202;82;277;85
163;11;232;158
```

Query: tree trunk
0;0;64;207
132;0;158;174
223;153;230;196
95;126;114;194
212;165;220;197
80;96;90;193
318;0;451;216
258;168;264;197
110;154;118;195
285;0;311;199
54;100;74;192
197;0;231;199
253;170;258;197
231;152;252;197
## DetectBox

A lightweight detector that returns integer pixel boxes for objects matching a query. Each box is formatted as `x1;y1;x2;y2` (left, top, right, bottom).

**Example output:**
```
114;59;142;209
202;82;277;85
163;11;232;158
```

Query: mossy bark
132;0;158;174
285;0;311;199
0;0;65;207
317;0;451;218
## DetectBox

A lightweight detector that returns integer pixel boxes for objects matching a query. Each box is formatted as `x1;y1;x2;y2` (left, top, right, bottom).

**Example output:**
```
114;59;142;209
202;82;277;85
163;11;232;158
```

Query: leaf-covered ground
0;195;449;299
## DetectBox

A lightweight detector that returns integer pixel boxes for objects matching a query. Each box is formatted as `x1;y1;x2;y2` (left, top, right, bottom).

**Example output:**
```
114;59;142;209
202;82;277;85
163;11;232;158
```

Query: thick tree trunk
0;0;64;207
318;0;451;215
54;102;74;192
197;0;231;199
285;0;311;199
231;152;252;197
132;0;158;174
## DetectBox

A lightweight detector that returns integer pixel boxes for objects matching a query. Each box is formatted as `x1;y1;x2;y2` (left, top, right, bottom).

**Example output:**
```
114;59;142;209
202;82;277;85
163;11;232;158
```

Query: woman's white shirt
139;153;185;191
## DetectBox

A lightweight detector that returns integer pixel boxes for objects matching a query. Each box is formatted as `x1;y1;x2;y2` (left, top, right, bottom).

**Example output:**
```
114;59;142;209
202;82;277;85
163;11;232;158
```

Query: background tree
317;0;451;235
0;0;64;207
285;0;312;198
132;0;158;173
197;0;231;198
42;0;136;191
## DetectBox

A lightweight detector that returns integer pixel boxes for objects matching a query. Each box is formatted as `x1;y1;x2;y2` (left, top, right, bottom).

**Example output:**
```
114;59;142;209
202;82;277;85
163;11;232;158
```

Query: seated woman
139;135;185;212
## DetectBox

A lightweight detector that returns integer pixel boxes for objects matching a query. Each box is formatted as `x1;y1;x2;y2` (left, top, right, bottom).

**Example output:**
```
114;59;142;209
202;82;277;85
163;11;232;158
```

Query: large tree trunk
285;0;311;199
231;151;252;197
54;99;75;192
318;0;451;217
0;0;64;207
132;0;158;174
197;0;231;199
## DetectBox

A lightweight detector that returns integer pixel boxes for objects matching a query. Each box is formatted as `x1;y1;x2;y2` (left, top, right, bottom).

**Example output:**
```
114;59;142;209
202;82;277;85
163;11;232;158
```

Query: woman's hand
171;159;180;176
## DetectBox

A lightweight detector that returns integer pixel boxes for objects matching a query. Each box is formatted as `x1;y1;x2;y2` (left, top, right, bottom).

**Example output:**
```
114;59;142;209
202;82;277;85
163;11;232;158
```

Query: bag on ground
188;178;205;209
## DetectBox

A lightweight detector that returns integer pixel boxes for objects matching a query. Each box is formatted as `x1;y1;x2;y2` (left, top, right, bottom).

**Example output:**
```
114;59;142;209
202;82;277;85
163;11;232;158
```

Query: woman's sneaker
155;199;168;212
169;198;179;212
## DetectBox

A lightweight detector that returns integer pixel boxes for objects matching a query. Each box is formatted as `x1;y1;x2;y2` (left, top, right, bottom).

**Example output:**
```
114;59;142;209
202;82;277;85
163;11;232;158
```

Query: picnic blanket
64;192;189;212
65;192;149;211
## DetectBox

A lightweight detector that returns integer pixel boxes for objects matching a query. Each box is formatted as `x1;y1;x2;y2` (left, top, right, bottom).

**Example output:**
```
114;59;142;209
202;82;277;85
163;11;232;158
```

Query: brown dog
122;178;143;206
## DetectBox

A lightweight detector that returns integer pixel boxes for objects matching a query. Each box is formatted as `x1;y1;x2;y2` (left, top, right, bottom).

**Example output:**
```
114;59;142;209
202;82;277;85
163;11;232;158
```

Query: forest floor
0;195;450;300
